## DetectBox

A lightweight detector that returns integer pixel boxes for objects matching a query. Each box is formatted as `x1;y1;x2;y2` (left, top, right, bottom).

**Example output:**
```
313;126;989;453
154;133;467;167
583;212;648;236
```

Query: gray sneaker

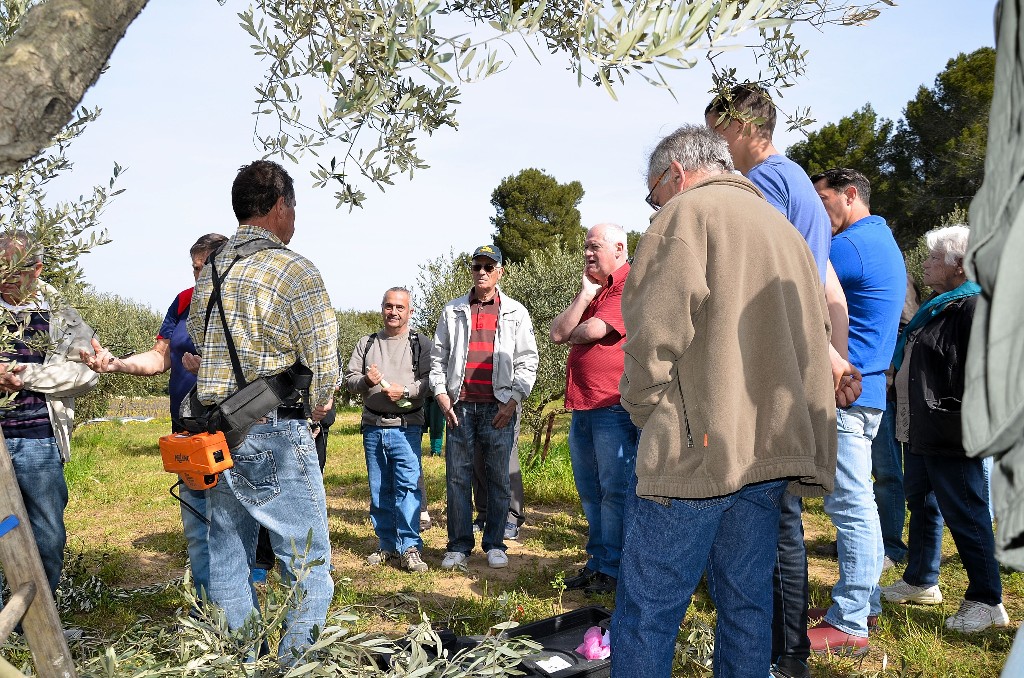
366;550;399;566
401;547;429;573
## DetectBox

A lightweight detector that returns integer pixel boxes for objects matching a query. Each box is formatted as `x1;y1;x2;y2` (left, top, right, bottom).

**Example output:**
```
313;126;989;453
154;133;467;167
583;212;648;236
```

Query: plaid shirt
187;224;339;408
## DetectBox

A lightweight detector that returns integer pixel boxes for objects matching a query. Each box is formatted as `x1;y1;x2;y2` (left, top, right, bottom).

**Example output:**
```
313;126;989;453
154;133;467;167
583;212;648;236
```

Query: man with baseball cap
429;244;538;569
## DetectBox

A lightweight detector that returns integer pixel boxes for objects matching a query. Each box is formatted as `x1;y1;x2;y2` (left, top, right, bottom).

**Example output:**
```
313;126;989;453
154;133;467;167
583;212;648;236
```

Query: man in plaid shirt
188;160;339;657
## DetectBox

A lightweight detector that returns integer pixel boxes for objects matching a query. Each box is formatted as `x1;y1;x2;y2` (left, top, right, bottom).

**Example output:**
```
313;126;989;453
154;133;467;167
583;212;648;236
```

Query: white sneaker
881;579;943;605
441;551;468;569
487;548;508;568
945;599;1010;633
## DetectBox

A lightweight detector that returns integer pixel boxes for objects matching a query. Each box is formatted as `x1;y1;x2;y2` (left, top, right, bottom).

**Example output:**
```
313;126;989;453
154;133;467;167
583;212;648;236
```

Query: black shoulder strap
410;332;421;374
200;237;285;388
361;333;378;374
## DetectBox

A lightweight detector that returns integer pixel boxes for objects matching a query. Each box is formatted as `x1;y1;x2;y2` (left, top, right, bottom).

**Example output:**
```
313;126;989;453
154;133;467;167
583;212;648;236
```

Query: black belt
366;405;422;418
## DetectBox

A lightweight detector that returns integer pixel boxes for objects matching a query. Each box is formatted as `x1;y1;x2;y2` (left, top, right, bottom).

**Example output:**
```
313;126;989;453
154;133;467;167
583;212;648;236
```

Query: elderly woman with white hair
881;224;1008;633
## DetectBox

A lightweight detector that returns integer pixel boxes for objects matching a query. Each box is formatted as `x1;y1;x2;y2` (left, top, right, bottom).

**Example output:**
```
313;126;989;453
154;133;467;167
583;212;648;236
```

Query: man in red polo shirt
551;223;638;595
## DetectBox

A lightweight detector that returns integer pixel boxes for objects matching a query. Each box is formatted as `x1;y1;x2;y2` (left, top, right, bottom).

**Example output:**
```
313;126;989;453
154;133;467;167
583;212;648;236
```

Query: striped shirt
459;291;500;402
186;224;339;408
0;307;53;438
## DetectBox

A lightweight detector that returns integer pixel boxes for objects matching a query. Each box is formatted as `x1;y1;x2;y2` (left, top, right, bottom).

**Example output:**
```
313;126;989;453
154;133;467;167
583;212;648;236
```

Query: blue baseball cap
471;244;503;265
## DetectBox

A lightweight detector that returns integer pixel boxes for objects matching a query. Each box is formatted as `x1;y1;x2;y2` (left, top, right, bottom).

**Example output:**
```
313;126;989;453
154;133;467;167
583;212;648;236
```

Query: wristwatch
402;386;410;399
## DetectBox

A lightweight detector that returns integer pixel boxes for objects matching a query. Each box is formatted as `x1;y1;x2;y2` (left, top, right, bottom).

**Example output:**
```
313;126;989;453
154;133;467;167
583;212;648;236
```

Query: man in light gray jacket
0;231;98;597
430;245;538;570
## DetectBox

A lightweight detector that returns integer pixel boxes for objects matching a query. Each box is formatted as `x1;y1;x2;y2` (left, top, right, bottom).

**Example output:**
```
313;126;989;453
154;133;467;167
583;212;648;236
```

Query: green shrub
69;288;166;421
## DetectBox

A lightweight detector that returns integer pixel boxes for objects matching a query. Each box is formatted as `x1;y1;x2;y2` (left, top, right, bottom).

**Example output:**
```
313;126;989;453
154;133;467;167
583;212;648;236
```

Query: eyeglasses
645;167;670;210
471;263;497;273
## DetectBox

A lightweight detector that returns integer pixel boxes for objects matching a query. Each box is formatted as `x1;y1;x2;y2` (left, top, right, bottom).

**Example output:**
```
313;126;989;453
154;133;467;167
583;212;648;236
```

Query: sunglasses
471;263;497;273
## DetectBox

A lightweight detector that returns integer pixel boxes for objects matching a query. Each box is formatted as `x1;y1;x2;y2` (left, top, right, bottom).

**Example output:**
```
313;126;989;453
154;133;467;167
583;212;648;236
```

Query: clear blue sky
55;0;997;314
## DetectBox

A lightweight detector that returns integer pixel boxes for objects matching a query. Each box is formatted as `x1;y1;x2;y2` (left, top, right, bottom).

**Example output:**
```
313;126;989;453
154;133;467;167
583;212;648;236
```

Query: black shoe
563;567;597;591
770;656;811;678
584;572;617;595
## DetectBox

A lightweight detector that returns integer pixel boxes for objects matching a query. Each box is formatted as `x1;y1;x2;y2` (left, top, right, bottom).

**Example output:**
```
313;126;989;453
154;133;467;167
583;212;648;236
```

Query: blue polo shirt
749;154;830;282
157;288;197;428
830;215;906;410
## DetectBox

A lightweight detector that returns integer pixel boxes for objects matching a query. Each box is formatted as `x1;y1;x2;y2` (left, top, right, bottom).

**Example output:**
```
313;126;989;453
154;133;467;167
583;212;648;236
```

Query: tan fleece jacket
620;173;837;499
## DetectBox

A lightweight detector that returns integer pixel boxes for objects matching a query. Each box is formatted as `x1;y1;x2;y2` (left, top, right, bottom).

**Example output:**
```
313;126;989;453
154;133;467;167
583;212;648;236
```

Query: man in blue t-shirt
809;168;906;653
707;84;860;678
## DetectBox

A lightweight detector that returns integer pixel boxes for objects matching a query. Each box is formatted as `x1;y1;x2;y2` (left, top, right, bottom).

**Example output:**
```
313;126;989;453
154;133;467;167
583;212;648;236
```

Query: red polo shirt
565;263;629;410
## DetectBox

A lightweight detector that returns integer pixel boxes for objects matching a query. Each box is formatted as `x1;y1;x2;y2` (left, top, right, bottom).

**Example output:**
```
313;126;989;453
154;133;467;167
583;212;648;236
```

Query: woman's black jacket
906;295;976;457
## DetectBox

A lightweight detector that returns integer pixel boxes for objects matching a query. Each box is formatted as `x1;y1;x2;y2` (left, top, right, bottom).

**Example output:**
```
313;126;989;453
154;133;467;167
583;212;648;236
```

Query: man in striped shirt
187;160;339;657
430;245;538;570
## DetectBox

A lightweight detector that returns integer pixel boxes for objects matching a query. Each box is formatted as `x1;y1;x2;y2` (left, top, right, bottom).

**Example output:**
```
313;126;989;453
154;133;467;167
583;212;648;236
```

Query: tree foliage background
491;168;584;264
787;47;995;247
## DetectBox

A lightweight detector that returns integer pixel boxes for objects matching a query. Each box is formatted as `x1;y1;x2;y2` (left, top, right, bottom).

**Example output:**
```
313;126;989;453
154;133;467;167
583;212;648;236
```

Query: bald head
584;223;628;283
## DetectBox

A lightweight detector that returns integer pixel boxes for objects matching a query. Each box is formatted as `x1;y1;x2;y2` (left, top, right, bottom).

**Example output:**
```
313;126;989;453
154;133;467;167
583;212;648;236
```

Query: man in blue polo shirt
808;168;906;654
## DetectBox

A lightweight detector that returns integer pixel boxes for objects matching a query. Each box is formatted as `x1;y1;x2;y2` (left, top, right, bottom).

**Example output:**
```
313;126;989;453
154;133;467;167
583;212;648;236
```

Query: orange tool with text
159;431;233;491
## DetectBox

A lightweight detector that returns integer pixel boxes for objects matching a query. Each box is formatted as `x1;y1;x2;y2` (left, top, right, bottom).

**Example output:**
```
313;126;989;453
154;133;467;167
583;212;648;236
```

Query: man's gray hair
648;124;734;180
0;229;43;264
591;223;628;248
925;224;970;265
382;286;412;305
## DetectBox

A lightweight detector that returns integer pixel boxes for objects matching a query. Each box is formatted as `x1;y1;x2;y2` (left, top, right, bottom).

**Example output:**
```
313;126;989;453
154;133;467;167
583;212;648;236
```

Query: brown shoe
808;621;869;656
807;607;878;631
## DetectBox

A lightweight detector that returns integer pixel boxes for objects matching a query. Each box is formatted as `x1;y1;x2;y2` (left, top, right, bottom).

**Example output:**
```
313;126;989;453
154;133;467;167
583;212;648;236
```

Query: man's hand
830;350;863;408
312;396;334;422
365;363;383;386
182;352;201;375
0;362;25;392
383;382;405;402
436;393;458;428
492;399;518;429
80;337;118;373
581;271;602;299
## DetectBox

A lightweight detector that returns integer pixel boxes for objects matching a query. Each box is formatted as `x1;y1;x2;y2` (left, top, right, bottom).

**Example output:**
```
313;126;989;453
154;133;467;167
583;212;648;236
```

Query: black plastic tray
508;606;612;678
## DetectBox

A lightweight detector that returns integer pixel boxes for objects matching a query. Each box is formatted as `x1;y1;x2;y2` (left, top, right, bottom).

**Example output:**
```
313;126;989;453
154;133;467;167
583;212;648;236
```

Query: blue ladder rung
0;515;19;539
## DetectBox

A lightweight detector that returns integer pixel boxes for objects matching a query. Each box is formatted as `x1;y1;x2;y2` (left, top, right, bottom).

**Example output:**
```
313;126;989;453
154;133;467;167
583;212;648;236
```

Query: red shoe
807;607;878;631
807;621;869;656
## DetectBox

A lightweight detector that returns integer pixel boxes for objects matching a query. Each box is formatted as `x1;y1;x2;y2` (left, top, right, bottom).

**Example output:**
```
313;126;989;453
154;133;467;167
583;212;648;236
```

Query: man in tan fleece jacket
609;124;837;678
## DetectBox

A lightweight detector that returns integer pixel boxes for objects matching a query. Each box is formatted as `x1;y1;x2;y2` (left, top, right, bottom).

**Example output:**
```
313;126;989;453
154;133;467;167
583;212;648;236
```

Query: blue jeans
7;437;67;594
568;405;638;579
363;425;422;554
823;406;883;638
903;450;1002;605
180;486;211;599
206;413;333;657
871;401;908;563
1003;626;1024;678
612;476;786;678
445;401;515;555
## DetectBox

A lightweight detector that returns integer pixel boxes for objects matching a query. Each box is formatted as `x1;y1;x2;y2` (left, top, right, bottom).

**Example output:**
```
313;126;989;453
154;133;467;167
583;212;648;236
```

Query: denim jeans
363;425;422;554
871;401;908;563
612;476;786;678
903;450;1002;605
446;401;515;555
772;490;810;667
1003;626;1024;678
179;486;211;598
472;406;525;526
568;405;638;579
823;406;883;638
7;437;67;594
206;413;333;657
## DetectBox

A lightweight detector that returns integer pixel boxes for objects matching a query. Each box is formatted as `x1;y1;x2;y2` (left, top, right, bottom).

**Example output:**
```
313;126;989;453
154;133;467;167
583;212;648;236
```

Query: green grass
3;406;1019;676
